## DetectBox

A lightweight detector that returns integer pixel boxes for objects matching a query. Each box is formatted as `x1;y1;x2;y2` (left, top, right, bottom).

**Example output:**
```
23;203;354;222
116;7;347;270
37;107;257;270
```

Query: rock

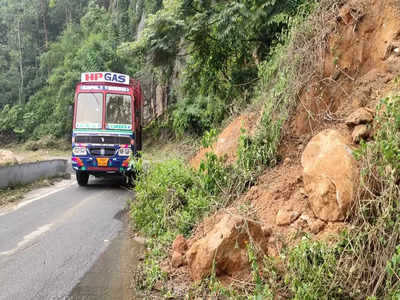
172;234;188;255
284;157;292;165
301;129;359;221
171;251;186;268
0;149;18;165
352;124;370;143
276;209;300;226
307;218;326;234
185;214;267;281
261;226;273;238
345;108;373;126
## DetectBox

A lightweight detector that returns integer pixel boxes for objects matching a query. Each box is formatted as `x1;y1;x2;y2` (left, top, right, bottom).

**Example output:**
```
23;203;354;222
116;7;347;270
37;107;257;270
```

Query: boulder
345;108;373;126
352;124;370;143
185;214;268;281
301;129;359;221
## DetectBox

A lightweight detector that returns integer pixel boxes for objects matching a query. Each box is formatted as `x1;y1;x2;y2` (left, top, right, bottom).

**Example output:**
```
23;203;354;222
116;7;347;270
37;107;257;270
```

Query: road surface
0;177;141;300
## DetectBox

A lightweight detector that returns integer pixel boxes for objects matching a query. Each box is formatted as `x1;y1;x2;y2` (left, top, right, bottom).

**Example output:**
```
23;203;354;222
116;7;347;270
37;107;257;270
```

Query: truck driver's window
106;94;132;129
75;93;103;129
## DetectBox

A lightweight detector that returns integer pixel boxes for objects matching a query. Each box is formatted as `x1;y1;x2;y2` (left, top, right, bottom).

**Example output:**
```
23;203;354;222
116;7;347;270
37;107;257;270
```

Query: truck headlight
118;148;131;157
73;147;87;156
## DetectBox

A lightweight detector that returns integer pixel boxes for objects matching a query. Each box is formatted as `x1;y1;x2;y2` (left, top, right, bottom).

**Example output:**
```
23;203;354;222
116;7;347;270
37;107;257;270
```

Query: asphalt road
0;177;136;300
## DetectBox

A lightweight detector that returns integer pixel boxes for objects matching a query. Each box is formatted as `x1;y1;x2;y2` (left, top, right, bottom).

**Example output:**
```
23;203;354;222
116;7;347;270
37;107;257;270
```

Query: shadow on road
67;197;142;300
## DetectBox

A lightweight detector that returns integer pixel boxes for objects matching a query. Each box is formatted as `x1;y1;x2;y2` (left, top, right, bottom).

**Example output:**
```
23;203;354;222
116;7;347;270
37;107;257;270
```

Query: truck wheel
76;171;89;186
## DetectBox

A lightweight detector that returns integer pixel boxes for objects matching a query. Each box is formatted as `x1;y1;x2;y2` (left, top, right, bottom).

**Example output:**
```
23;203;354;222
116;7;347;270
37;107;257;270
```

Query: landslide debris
301;129;359;221
166;0;400;289
184;213;269;281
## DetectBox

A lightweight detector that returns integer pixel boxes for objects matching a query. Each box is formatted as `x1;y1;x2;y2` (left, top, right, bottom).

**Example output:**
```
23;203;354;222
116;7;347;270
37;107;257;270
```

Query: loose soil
190;112;259;169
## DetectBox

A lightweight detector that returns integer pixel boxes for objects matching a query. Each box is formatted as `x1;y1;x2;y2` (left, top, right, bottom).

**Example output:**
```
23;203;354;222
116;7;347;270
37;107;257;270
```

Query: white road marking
0;223;53;256
0;180;77;217
0;191;103;257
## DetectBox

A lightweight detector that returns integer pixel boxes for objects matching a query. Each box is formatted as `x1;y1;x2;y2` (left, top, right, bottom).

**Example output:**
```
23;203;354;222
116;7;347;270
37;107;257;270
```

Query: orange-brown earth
168;0;400;284
189;112;259;169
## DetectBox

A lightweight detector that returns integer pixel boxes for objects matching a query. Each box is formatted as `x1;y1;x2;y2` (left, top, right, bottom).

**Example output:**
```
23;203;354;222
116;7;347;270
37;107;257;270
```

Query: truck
71;72;143;186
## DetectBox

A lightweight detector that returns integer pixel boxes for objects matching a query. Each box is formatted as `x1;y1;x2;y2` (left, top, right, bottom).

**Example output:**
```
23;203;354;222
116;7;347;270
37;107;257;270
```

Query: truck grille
88;147;116;157
75;135;130;145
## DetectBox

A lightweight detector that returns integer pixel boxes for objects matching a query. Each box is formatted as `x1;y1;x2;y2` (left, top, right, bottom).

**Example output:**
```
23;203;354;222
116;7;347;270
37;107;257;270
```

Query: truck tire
76;171;89;186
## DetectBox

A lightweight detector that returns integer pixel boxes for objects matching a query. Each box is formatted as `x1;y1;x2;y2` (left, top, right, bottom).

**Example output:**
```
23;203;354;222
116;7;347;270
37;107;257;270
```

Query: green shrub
132;159;199;237
172;95;225;137
336;95;400;298
284;237;340;299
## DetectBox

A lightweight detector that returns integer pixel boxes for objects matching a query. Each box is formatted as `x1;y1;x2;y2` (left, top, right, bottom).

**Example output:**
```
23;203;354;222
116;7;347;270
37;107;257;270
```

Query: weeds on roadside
331;95;400;298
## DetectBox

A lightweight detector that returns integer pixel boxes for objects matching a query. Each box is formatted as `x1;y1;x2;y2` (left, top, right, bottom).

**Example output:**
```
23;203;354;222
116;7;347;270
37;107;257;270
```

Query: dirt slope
172;0;400;282
189;112;259;169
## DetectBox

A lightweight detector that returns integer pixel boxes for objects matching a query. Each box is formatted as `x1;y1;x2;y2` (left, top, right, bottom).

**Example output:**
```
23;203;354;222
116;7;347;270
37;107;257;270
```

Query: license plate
97;158;109;167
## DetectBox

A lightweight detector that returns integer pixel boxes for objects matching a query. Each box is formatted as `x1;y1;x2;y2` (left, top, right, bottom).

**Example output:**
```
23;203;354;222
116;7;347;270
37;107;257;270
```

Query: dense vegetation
0;0;310;141
0;0;156;140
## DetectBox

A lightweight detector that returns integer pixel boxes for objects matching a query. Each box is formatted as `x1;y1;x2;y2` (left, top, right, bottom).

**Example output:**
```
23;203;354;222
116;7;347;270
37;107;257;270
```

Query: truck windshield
75;93;103;129
105;94;132;130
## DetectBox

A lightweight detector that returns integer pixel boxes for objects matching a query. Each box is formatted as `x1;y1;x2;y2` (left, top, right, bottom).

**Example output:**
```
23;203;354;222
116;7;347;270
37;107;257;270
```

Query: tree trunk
40;0;49;50
17;18;24;105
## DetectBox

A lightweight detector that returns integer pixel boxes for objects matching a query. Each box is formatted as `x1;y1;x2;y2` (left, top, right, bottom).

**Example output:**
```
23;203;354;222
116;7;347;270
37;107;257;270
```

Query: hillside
131;0;400;299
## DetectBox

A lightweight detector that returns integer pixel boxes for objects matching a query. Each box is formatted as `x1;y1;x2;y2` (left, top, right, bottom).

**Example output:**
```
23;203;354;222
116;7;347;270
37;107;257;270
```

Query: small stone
345;108;373;126
284;157;292;165
172;234;188;255
276;209;300;226
352;124;370;143
171;251;186;268
307;219;326;234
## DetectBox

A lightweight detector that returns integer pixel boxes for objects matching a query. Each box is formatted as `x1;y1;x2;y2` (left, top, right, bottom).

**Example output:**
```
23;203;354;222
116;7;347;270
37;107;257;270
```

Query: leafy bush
284;237;340;299
172;95;225;137
131;153;236;239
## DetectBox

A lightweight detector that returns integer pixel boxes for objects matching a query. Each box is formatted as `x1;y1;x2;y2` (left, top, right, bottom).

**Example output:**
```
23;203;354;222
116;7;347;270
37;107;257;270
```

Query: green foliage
172;96;225;137
131;158;219;238
121;0;312;138
134;237;168;290
284;237;339;299
341;95;400;297
386;245;400;297
0;0;142;140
